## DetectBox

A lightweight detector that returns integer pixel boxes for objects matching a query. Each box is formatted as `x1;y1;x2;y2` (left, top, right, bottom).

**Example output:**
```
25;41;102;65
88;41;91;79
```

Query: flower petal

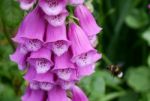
45;24;70;56
48;87;67;101
19;0;36;10
75;5;102;36
45;9;68;26
28;48;53;73
69;0;84;5
71;85;88;101
13;7;45;51
39;0;67;15
10;45;28;70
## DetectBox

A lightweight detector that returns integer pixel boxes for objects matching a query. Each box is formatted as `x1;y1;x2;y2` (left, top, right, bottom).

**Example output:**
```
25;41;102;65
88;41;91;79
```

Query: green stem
102;54;112;65
100;91;126;101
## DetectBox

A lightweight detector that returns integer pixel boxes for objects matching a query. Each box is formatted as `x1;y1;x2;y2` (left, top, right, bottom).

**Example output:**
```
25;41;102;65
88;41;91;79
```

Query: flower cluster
10;0;102;101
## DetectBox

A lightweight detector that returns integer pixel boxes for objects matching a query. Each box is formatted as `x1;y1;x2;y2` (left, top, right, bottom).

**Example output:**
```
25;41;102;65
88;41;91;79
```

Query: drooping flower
22;87;46;101
39;0;67;15
45;9;69;26
74;5;102;36
34;71;55;91
28;47;53;73
68;23;101;67
69;0;84;6
53;52;77;80
12;7;45;52
19;0;36;10
10;45;29;70
48;86;68;101
71;85;88;101
24;66;55;91
45;24;70;56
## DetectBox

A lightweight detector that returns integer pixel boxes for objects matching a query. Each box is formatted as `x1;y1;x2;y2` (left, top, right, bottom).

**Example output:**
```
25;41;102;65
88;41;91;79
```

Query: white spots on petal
20;45;28;54
40;82;53;91
75;53;92;67
46;0;58;8
30;81;40;90
45;13;67;26
60;81;73;90
52;41;69;56
25;39;42;51
36;59;51;74
56;69;72;80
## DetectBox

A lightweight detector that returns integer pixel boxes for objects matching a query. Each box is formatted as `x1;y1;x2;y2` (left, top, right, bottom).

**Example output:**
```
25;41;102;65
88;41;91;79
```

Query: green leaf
91;74;105;97
126;67;150;92
147;92;150;101
79;71;106;100
0;83;20;101
118;91;139;101
125;9;148;29
0;0;24;28
142;28;150;46
100;71;121;87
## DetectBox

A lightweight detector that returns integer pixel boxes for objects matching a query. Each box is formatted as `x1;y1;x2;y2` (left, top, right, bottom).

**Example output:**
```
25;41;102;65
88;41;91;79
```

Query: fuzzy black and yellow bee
106;65;123;78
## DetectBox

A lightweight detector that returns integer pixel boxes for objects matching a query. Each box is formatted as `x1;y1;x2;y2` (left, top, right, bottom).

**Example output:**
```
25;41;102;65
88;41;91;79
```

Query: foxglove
12;7;45;52
45;24;70;56
28;48;53;73
68;23;101;67
11;0;102;101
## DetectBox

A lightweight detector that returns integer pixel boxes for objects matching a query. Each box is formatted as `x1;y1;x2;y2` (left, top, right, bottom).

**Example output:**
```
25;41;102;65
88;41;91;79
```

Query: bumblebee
106;65;123;78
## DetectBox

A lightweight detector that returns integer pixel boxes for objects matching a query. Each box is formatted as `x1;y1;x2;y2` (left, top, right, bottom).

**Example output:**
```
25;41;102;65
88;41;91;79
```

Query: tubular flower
28;48;53;73
74;5;102;36
68;23;101;67
53;52;77;80
45;24;70;56
13;7;45;51
11;0;102;100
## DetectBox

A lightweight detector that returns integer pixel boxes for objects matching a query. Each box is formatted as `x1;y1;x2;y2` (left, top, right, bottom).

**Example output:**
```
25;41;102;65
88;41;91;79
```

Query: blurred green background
0;0;150;101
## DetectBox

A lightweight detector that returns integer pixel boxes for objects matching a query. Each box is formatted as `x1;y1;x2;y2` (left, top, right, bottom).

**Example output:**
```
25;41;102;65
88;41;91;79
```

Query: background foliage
0;0;150;101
